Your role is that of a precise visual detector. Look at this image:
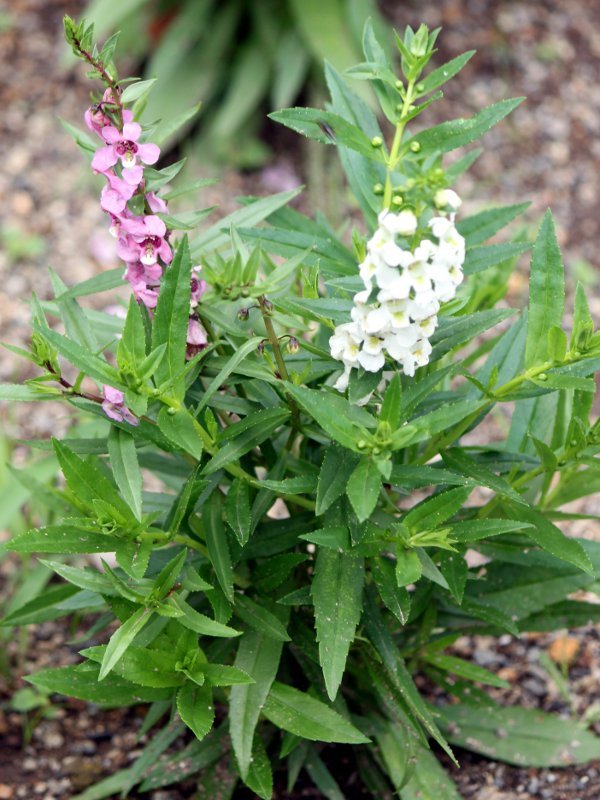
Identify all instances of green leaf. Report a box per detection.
[196,336,263,413]
[525,210,565,367]
[153,102,202,146]
[269,107,382,160]
[118,295,146,365]
[372,557,411,625]
[203,492,234,602]
[380,373,402,429]
[108,427,143,521]
[242,734,273,800]
[424,652,509,688]
[170,597,240,638]
[438,703,600,767]
[9,523,117,554]
[411,98,524,154]
[419,50,475,94]
[225,479,252,546]
[37,328,124,389]
[1,584,78,626]
[395,549,422,587]
[457,202,530,246]
[262,682,369,744]
[230,630,285,779]
[346,458,382,522]
[441,449,525,504]
[234,595,291,642]
[201,663,254,687]
[27,664,169,705]
[151,235,193,400]
[82,645,182,688]
[99,607,152,680]
[202,408,289,475]
[403,487,471,532]
[316,445,360,516]
[508,505,593,575]
[299,526,350,551]
[157,407,204,460]
[312,549,364,700]
[400,747,461,800]
[177,681,214,741]
[121,78,156,104]
[464,242,531,276]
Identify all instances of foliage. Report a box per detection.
[3,15,600,799]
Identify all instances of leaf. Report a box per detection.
[230,630,285,779]
[153,102,202,146]
[1,584,78,626]
[403,487,471,532]
[196,336,263,413]
[121,78,157,103]
[151,235,192,400]
[0,384,60,402]
[316,445,360,516]
[242,734,273,800]
[507,505,593,575]
[457,202,530,246]
[424,652,509,688]
[225,479,252,546]
[234,595,291,642]
[525,210,565,368]
[400,747,462,800]
[372,557,411,625]
[38,328,124,389]
[439,552,468,603]
[412,98,524,154]
[346,458,382,523]
[395,549,422,588]
[170,596,240,638]
[157,407,204,460]
[269,107,381,160]
[203,492,234,602]
[99,607,152,680]
[438,703,600,767]
[108,427,143,521]
[380,373,402,429]
[419,50,475,94]
[190,189,303,258]
[202,409,289,477]
[441,449,525,504]
[464,242,531,276]
[311,549,364,700]
[82,645,182,688]
[201,664,254,687]
[9,523,117,554]
[177,681,214,741]
[27,664,169,705]
[262,682,369,744]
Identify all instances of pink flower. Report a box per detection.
[102,386,139,426]
[190,268,207,309]
[85,104,110,136]
[100,171,136,215]
[186,318,208,359]
[120,215,172,266]
[91,121,160,183]
[146,191,168,214]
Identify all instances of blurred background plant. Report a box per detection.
[79,0,389,168]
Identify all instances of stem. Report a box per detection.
[71,33,123,127]
[258,295,301,431]
[383,78,416,210]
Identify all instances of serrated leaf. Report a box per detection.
[312,549,364,700]
[203,492,234,602]
[234,595,290,642]
[177,681,214,741]
[346,458,382,523]
[99,607,152,680]
[372,557,411,625]
[157,407,204,460]
[525,210,565,368]
[316,445,360,516]
[262,682,369,744]
[9,523,117,554]
[27,664,169,705]
[225,478,252,546]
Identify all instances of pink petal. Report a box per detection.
[91,145,118,174]
[121,216,147,236]
[122,121,142,142]
[146,191,168,213]
[138,142,160,165]
[102,401,124,423]
[122,110,134,124]
[103,386,124,404]
[122,407,139,426]
[144,215,166,237]
[187,318,208,346]
[122,165,143,186]
[100,187,127,214]
[136,287,159,308]
[158,240,173,264]
[144,262,163,281]
[117,238,140,263]
[101,125,121,144]
[125,263,145,284]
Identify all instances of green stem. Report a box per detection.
[383,79,416,210]
[258,295,301,431]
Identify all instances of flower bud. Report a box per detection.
[287,336,300,355]
[410,141,421,153]
[416,82,425,92]
[237,307,250,321]
[373,183,384,195]
[262,298,274,314]
[392,195,403,206]
[395,79,403,90]
[434,188,462,211]
[371,136,383,148]
[257,341,265,355]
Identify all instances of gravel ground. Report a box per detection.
[1,0,600,798]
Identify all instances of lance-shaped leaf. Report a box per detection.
[9,522,119,554]
[157,407,204,460]
[99,607,153,680]
[525,210,565,368]
[203,492,234,602]
[177,681,214,741]
[346,458,382,522]
[202,408,289,475]
[108,427,143,521]
[457,202,530,246]
[311,549,364,700]
[151,235,192,400]
[27,664,170,704]
[230,629,285,779]
[262,682,369,744]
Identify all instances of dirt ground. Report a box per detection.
[1,0,600,797]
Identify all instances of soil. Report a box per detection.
[1,0,600,798]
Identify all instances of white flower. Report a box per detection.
[434,188,462,211]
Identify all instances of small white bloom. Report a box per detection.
[434,188,462,211]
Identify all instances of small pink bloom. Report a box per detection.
[146,191,168,214]
[100,171,136,215]
[85,105,110,136]
[102,385,138,426]
[186,317,208,359]
[121,215,172,266]
[134,285,159,309]
[92,122,160,181]
[190,268,207,309]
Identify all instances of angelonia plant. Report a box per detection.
[4,16,600,799]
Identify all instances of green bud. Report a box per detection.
[167,406,177,416]
[373,183,384,196]
[357,440,367,450]
[237,307,250,321]
[286,336,300,355]
[405,178,415,189]
[410,141,421,153]
[261,298,274,314]
[395,79,403,90]
[392,195,403,206]
[416,82,425,92]
[538,373,548,381]
[371,136,383,148]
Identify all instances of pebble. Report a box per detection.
[0,786,14,800]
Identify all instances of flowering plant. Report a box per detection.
[3,16,600,798]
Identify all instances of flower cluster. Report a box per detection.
[329,189,465,392]
[86,89,209,421]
